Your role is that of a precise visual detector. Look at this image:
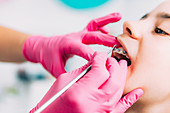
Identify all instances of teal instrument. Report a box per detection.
[59,0,109,9]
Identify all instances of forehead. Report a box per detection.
[151,0,170,14]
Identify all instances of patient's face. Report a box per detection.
[115,0,170,105]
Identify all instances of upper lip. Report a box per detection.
[117,35,132,63]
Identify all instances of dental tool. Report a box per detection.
[34,45,117,113]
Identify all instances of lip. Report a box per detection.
[116,35,132,66]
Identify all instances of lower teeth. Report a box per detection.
[112,47,131,66]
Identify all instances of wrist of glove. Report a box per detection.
[23,35,63,62]
[23,35,66,77]
[23,35,45,63]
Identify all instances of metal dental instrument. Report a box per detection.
[34,45,117,113]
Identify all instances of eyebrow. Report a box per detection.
[140,13,148,20]
[140,12,170,20]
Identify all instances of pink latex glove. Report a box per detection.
[23,12,121,78]
[29,52,143,113]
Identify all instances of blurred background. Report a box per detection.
[0,0,165,112]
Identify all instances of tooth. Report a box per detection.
[113,47,129,59]
[118,48,122,52]
[123,51,127,54]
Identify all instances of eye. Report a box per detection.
[155,27,169,35]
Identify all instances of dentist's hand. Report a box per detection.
[22,13,121,78]
[29,52,143,113]
[106,57,143,113]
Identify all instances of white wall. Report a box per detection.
[0,0,165,112]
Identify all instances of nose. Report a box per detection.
[123,21,141,40]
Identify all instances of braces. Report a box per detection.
[112,44,127,56]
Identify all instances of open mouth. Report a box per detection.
[111,46,131,66]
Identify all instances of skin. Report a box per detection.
[0,26,29,62]
[117,0,170,112]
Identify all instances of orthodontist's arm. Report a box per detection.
[0,26,29,62]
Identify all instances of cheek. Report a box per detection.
[123,38,170,103]
[124,69,170,105]
[123,53,170,104]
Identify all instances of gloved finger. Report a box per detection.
[52,62,67,78]
[64,41,94,61]
[116,88,143,112]
[99,26,110,34]
[41,54,67,78]
[78,52,110,88]
[98,57,119,92]
[111,60,128,103]
[91,52,108,70]
[83,31,121,47]
[99,58,127,101]
[119,60,128,78]
[86,12,121,31]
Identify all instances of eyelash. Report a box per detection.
[154,27,169,35]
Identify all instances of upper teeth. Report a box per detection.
[112,47,129,59]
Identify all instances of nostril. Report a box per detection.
[126,27,132,35]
